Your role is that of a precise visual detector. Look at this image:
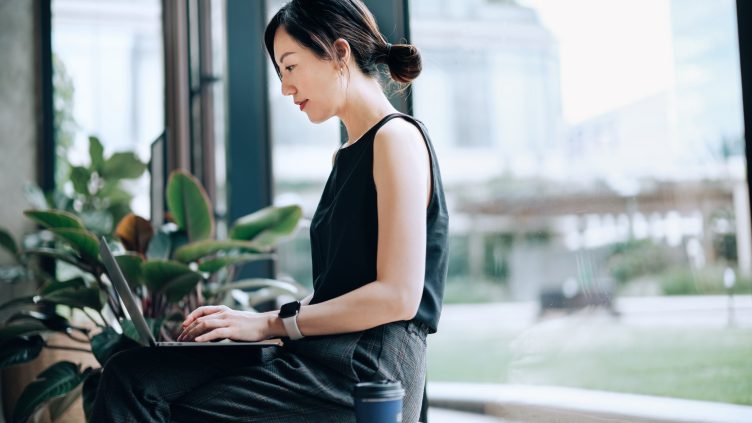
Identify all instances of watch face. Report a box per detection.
[279,301,300,318]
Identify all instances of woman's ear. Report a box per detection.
[333,38,351,68]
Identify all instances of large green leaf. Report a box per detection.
[141,260,200,294]
[48,383,83,421]
[7,310,71,333]
[166,170,214,242]
[119,318,162,343]
[42,286,106,311]
[146,228,172,260]
[0,319,48,342]
[49,228,100,264]
[41,277,87,296]
[115,253,144,287]
[70,166,91,196]
[198,253,276,273]
[115,213,154,255]
[100,181,133,204]
[120,319,142,344]
[162,272,202,303]
[0,227,19,259]
[102,152,146,179]
[89,136,105,173]
[0,296,37,313]
[174,239,265,263]
[91,327,141,366]
[0,335,44,369]
[23,248,90,272]
[147,316,166,336]
[24,209,84,230]
[12,361,88,423]
[229,205,302,246]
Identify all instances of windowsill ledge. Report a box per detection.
[428,382,752,423]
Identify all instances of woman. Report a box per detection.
[90,0,448,421]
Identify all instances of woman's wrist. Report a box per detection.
[266,311,287,338]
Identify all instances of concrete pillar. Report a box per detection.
[0,1,40,421]
[0,1,40,286]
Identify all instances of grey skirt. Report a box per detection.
[89,320,428,423]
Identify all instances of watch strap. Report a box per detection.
[281,314,304,340]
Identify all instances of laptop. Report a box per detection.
[99,239,283,348]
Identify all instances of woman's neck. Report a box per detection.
[337,76,399,146]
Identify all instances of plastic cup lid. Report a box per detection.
[353,380,405,399]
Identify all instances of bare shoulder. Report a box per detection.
[373,117,428,165]
[372,117,431,207]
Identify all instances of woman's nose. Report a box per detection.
[281,79,295,97]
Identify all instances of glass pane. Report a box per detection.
[411,0,750,405]
[209,0,229,237]
[266,0,342,288]
[52,0,163,219]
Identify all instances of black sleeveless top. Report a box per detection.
[309,113,449,334]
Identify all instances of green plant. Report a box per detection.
[0,169,305,423]
[0,228,31,285]
[659,265,752,296]
[607,239,670,285]
[62,136,147,235]
[52,53,78,189]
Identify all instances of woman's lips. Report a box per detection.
[299,100,308,111]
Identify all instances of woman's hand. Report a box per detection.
[177,305,275,342]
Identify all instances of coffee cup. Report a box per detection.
[353,380,405,423]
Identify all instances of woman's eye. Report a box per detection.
[285,65,295,72]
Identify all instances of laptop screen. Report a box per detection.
[99,238,157,347]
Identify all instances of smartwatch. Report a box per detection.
[279,300,304,340]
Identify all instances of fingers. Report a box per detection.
[195,327,231,343]
[181,305,228,328]
[177,313,227,342]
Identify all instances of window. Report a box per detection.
[411,0,750,405]
[52,0,163,218]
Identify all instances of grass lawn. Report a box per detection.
[427,318,752,405]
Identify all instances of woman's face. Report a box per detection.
[273,27,343,123]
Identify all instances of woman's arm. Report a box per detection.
[269,119,431,337]
[180,120,431,341]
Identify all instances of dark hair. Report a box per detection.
[264,0,422,85]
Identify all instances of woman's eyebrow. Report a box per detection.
[278,52,297,65]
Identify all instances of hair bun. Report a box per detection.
[384,43,422,84]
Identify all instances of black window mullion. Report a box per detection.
[737,0,752,232]
[39,0,55,192]
[225,0,274,279]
